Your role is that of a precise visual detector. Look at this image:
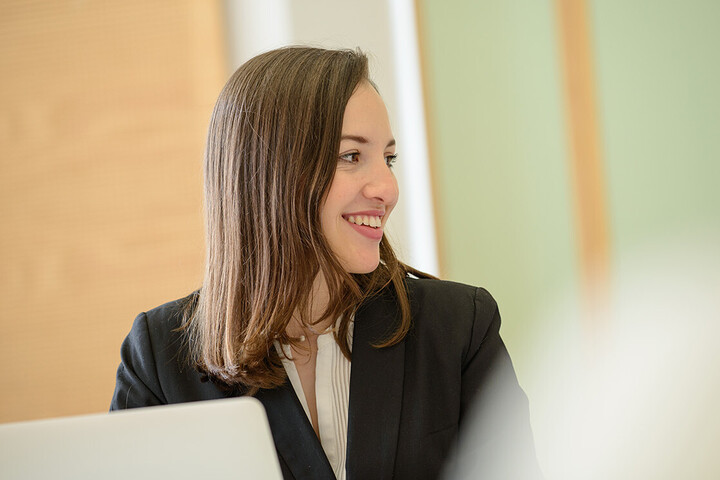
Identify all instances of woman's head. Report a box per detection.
[191,46,414,390]
[204,46,373,281]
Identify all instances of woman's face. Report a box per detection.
[320,81,399,274]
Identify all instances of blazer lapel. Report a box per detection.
[255,379,335,480]
[346,292,406,480]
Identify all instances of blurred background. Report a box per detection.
[1,0,718,477]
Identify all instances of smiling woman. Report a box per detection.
[110,46,540,480]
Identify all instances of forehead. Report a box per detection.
[341,82,392,137]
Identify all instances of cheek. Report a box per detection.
[319,203,335,241]
[323,174,353,214]
[320,184,346,236]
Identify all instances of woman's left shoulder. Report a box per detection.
[403,277,500,341]
[404,277,498,313]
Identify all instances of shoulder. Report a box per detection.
[135,292,198,339]
[402,277,501,358]
[112,291,221,409]
[405,277,495,303]
[404,277,498,323]
[119,292,198,382]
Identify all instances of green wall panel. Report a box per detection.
[590,0,720,262]
[418,0,578,378]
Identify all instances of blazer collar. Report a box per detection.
[255,380,336,480]
[346,291,406,480]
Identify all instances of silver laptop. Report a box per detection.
[0,397,283,480]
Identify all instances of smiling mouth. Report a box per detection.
[344,214,383,228]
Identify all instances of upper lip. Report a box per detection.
[342,210,386,218]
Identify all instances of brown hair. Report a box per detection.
[185,46,424,391]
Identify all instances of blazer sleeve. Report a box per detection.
[110,312,168,410]
[450,287,543,479]
[459,287,520,419]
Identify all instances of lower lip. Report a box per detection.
[346,221,383,241]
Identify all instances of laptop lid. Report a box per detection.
[0,397,283,480]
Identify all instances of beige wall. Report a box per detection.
[0,0,227,422]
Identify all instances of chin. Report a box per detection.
[343,257,381,275]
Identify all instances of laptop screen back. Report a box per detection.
[0,397,283,480]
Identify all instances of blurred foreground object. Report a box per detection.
[530,229,720,479]
[446,229,720,479]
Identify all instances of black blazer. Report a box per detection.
[111,278,538,479]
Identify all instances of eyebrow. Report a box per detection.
[340,135,396,148]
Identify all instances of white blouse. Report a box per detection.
[276,322,353,480]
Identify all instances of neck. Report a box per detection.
[286,271,334,338]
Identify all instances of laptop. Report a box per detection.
[0,397,283,479]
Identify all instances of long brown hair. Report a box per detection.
[185,46,423,391]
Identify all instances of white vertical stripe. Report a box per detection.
[224,0,293,68]
[316,331,351,480]
[388,0,439,276]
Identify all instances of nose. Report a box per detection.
[362,157,399,206]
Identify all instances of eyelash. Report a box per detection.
[338,152,398,168]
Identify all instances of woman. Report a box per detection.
[111,46,538,480]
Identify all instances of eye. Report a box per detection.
[385,153,398,168]
[338,152,360,163]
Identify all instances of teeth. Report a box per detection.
[346,215,382,228]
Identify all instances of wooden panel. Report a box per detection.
[0,0,226,422]
[555,0,610,316]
